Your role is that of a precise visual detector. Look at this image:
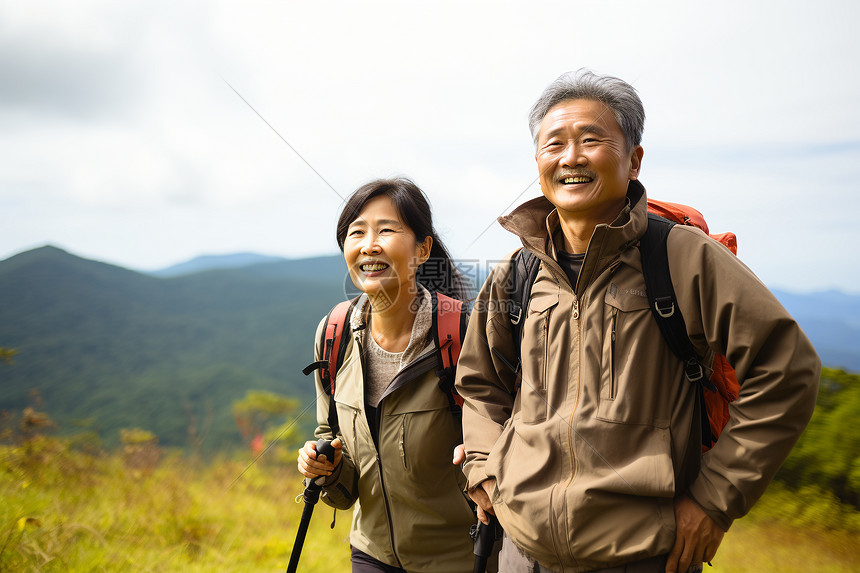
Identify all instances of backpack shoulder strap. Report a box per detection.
[641,214,715,386]
[640,214,717,446]
[301,297,360,436]
[508,248,541,370]
[432,291,466,415]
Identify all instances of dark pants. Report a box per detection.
[350,547,407,573]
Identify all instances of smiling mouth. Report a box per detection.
[561,175,593,184]
[360,262,389,273]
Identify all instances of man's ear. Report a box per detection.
[628,146,644,180]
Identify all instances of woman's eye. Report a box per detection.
[348,229,364,237]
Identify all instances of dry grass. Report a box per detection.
[2,438,857,572]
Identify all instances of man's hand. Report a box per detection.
[469,479,497,525]
[665,496,724,573]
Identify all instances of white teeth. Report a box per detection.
[361,263,388,272]
[563,176,592,184]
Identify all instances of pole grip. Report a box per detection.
[471,513,501,572]
[287,438,336,572]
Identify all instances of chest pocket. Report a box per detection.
[597,286,670,427]
[516,288,559,424]
[384,371,461,478]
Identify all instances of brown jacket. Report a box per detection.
[455,181,820,571]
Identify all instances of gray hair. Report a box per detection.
[528,69,645,151]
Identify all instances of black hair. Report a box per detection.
[336,177,472,301]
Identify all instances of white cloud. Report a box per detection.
[1,0,859,291]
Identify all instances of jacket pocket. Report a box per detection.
[568,420,676,562]
[517,290,559,424]
[385,378,459,480]
[398,415,408,470]
[597,288,670,427]
[345,406,361,469]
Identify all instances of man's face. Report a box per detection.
[536,98,643,224]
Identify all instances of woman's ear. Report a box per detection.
[417,235,433,265]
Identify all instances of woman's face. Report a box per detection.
[343,195,432,306]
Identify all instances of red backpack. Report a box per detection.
[303,291,466,435]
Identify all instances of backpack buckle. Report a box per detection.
[684,358,704,383]
[654,296,675,318]
[510,304,523,325]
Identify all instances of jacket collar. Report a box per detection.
[498,180,649,293]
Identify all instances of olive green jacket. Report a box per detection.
[312,301,476,572]
[455,181,820,571]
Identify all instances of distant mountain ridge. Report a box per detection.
[150,253,289,277]
[771,288,860,374]
[1,246,858,453]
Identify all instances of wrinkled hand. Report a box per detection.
[297,438,343,480]
[452,444,466,465]
[468,479,496,525]
[666,496,724,573]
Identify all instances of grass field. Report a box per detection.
[1,437,857,572]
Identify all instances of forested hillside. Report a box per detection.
[0,246,347,451]
[1,245,858,454]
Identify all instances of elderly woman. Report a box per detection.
[297,178,479,573]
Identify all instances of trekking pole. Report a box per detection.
[470,513,502,573]
[287,439,335,573]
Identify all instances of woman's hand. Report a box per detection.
[297,437,343,479]
[452,443,466,465]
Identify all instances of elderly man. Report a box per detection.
[455,70,820,573]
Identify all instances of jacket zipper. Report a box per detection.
[610,307,618,399]
[368,340,435,569]
[354,334,404,568]
[374,404,404,568]
[399,416,408,470]
[351,409,360,467]
[542,306,553,394]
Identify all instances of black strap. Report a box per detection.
[508,248,541,372]
[640,213,717,447]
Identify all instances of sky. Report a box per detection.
[1,0,859,293]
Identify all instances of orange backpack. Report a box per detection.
[644,199,740,450]
[508,199,740,450]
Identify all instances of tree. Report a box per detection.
[231,390,300,453]
[0,347,17,364]
[778,368,860,508]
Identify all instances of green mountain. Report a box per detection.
[0,246,348,451]
[3,245,859,455]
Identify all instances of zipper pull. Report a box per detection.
[572,296,580,320]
